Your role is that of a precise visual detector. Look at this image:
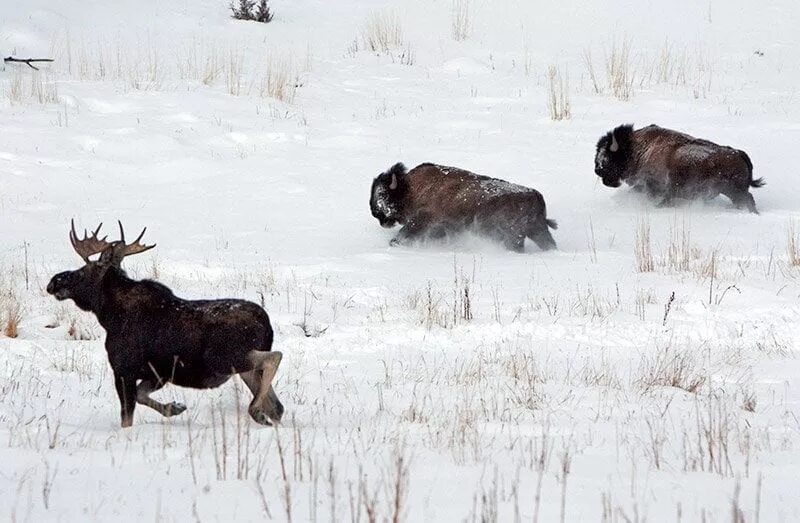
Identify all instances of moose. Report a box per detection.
[46,221,284,428]
[594,124,764,213]
[369,162,558,252]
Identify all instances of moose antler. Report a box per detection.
[114,221,156,259]
[70,219,111,262]
[69,220,156,264]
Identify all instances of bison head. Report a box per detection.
[595,124,634,188]
[370,162,407,228]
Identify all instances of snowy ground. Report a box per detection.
[2,0,800,520]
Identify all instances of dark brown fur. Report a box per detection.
[47,223,283,428]
[594,124,764,213]
[370,163,557,251]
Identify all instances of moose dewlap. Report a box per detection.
[47,220,284,428]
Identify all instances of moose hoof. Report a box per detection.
[250,409,273,426]
[166,402,187,417]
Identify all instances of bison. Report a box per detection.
[46,221,284,428]
[369,162,557,252]
[594,124,764,213]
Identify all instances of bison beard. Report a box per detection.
[370,163,557,252]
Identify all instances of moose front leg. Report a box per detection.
[113,372,138,428]
[136,379,187,418]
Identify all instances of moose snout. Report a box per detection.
[47,272,70,300]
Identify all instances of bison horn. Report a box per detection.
[389,173,398,190]
[610,132,619,152]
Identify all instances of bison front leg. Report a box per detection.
[113,371,138,428]
[390,214,432,246]
[240,351,284,425]
[136,379,187,418]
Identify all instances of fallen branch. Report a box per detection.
[4,56,54,71]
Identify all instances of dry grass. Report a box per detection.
[584,38,713,101]
[1,288,23,338]
[451,0,471,41]
[582,49,602,94]
[606,38,635,101]
[259,54,297,103]
[636,344,706,394]
[547,65,571,121]
[788,220,800,266]
[662,218,695,272]
[634,216,654,272]
[45,32,306,101]
[5,68,59,104]
[362,11,405,54]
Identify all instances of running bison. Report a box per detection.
[47,221,283,428]
[594,124,764,213]
[369,162,557,251]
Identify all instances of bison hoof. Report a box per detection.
[166,402,187,416]
[389,238,400,247]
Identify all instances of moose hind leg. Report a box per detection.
[242,351,284,425]
[136,379,187,418]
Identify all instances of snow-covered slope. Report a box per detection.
[1,0,799,520]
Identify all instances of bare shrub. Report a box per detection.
[634,216,654,272]
[451,0,471,41]
[547,65,571,121]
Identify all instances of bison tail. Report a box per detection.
[750,177,765,189]
[546,219,558,230]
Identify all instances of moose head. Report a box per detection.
[47,220,155,311]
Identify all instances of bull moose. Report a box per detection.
[46,221,284,428]
[369,162,558,251]
[594,124,764,213]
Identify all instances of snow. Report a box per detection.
[1,0,800,521]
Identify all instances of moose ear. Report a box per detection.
[389,173,398,190]
[610,132,619,152]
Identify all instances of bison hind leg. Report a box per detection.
[722,187,759,214]
[527,219,557,251]
[503,234,525,253]
[736,192,759,214]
